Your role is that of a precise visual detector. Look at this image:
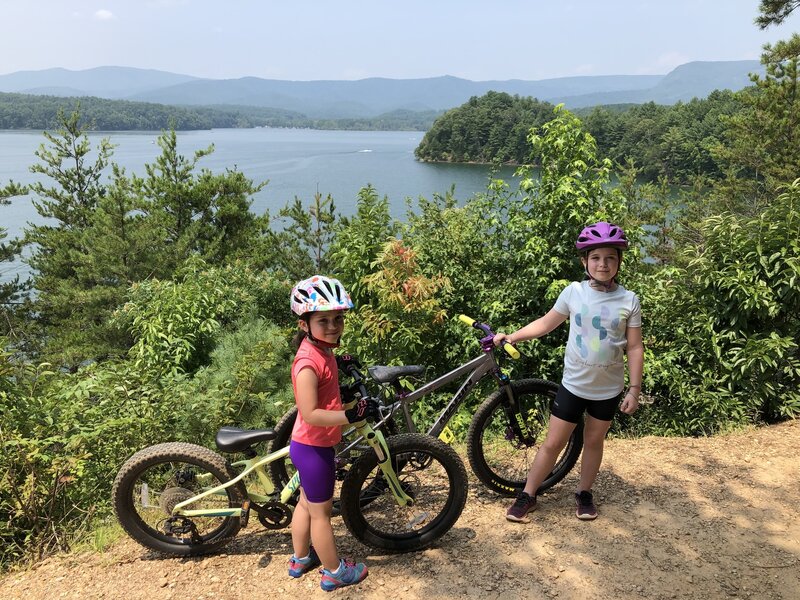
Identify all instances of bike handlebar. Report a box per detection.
[458,314,521,360]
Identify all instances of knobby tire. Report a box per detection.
[112,442,246,556]
[339,433,468,552]
[467,379,583,496]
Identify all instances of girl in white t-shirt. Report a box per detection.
[494,222,644,523]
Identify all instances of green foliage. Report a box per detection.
[14,114,266,367]
[0,349,173,568]
[347,239,451,367]
[254,191,338,281]
[116,262,286,375]
[133,129,266,275]
[0,92,437,132]
[177,318,296,439]
[21,109,118,364]
[713,36,800,211]
[584,93,743,184]
[0,182,26,335]
[415,92,555,163]
[327,185,400,307]
[756,0,800,28]
[417,90,746,184]
[642,180,800,433]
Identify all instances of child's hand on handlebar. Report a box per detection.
[493,332,512,347]
[344,398,381,423]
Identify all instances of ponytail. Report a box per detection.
[291,329,307,350]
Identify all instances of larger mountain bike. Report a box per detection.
[270,315,583,497]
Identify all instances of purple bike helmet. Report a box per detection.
[575,221,629,252]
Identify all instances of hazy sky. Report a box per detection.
[1,0,797,81]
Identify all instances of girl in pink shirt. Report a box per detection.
[286,275,377,592]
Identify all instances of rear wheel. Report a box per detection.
[268,406,298,487]
[339,433,468,552]
[467,379,583,496]
[112,442,245,556]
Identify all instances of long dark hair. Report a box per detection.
[291,314,311,349]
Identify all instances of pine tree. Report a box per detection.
[0,182,27,338]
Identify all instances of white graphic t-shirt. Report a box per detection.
[553,280,642,400]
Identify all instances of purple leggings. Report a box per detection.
[289,440,336,503]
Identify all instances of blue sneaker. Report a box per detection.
[319,558,368,591]
[288,546,321,578]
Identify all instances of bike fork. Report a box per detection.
[501,383,534,444]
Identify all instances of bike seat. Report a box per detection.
[215,426,277,453]
[367,365,425,384]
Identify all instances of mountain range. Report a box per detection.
[0,61,763,119]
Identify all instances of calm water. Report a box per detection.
[0,128,518,282]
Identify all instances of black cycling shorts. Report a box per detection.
[550,384,621,423]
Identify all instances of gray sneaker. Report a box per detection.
[506,491,537,522]
[575,490,598,520]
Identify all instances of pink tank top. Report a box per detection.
[290,337,342,447]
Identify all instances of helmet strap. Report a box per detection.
[309,336,341,349]
[586,268,617,290]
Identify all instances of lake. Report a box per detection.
[0,128,518,282]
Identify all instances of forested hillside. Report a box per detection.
[0,92,439,131]
[415,89,746,183]
[0,62,758,117]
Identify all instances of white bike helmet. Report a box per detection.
[290,275,353,316]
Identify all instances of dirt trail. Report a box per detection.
[2,421,799,600]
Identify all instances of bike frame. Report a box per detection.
[337,317,528,456]
[400,352,504,438]
[172,420,413,520]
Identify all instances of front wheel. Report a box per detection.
[339,433,468,552]
[112,442,246,556]
[467,379,583,497]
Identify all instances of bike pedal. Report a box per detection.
[240,500,251,528]
[438,426,455,444]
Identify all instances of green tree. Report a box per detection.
[327,185,399,306]
[17,120,267,366]
[347,239,450,368]
[756,0,800,28]
[21,110,116,364]
[133,129,266,276]
[415,92,555,164]
[643,179,800,433]
[115,261,278,376]
[713,35,800,214]
[0,182,26,337]
[254,190,338,281]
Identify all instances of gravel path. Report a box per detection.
[2,421,799,599]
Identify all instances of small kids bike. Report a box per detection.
[112,402,468,556]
